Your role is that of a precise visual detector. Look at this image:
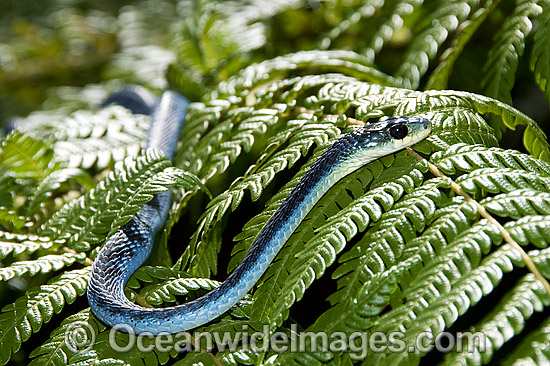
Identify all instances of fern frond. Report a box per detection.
[431,143,550,176]
[0,207,28,232]
[174,99,229,174]
[29,309,102,366]
[216,50,400,98]
[405,100,499,148]
[440,273,550,365]
[200,112,339,229]
[128,266,220,306]
[277,199,472,364]
[530,5,550,104]
[38,150,201,251]
[395,1,471,89]
[365,232,517,364]
[18,106,151,170]
[428,90,550,160]
[32,308,182,365]
[427,0,500,89]
[66,328,171,366]
[195,104,289,182]
[482,190,550,218]
[318,1,386,51]
[26,168,95,218]
[505,215,550,247]
[217,348,261,366]
[308,198,471,334]
[141,277,220,306]
[362,0,423,63]
[230,116,341,204]
[0,131,60,180]
[482,0,543,104]
[316,85,505,150]
[0,268,89,365]
[68,356,127,366]
[456,167,550,196]
[0,253,86,281]
[53,107,150,169]
[0,231,53,258]
[185,111,341,277]
[500,313,550,365]
[6,2,550,365]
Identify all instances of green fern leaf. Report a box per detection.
[29,309,103,366]
[397,97,499,148]
[174,98,229,174]
[185,111,341,277]
[218,348,261,366]
[482,0,543,104]
[217,50,400,97]
[0,268,89,365]
[68,329,170,366]
[141,276,220,306]
[0,231,53,258]
[318,0,386,51]
[6,2,550,365]
[505,215,550,247]
[427,0,500,89]
[456,168,550,196]
[0,207,28,231]
[305,188,470,343]
[431,143,550,176]
[291,198,480,364]
[440,273,550,365]
[0,131,60,180]
[530,5,550,104]
[18,106,150,170]
[26,168,95,217]
[362,0,423,63]
[431,90,550,160]
[259,165,428,328]
[365,230,516,364]
[395,1,471,89]
[129,266,220,306]
[500,312,550,365]
[482,190,550,218]
[0,253,86,281]
[193,105,287,182]
[38,149,202,251]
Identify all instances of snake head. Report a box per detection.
[353,116,432,152]
[382,116,432,149]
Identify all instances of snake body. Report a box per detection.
[87,90,431,334]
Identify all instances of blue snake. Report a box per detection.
[87,89,432,334]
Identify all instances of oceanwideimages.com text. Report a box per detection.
[65,322,487,359]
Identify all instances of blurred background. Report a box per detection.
[1,0,548,133]
[1,0,191,122]
[0,0,313,123]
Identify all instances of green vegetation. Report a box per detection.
[1,0,550,365]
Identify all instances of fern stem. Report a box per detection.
[125,287,154,308]
[407,147,550,296]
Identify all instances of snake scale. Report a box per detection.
[87,89,432,334]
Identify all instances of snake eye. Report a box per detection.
[389,124,408,139]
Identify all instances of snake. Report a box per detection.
[87,89,432,335]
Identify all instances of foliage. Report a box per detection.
[1,0,550,366]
